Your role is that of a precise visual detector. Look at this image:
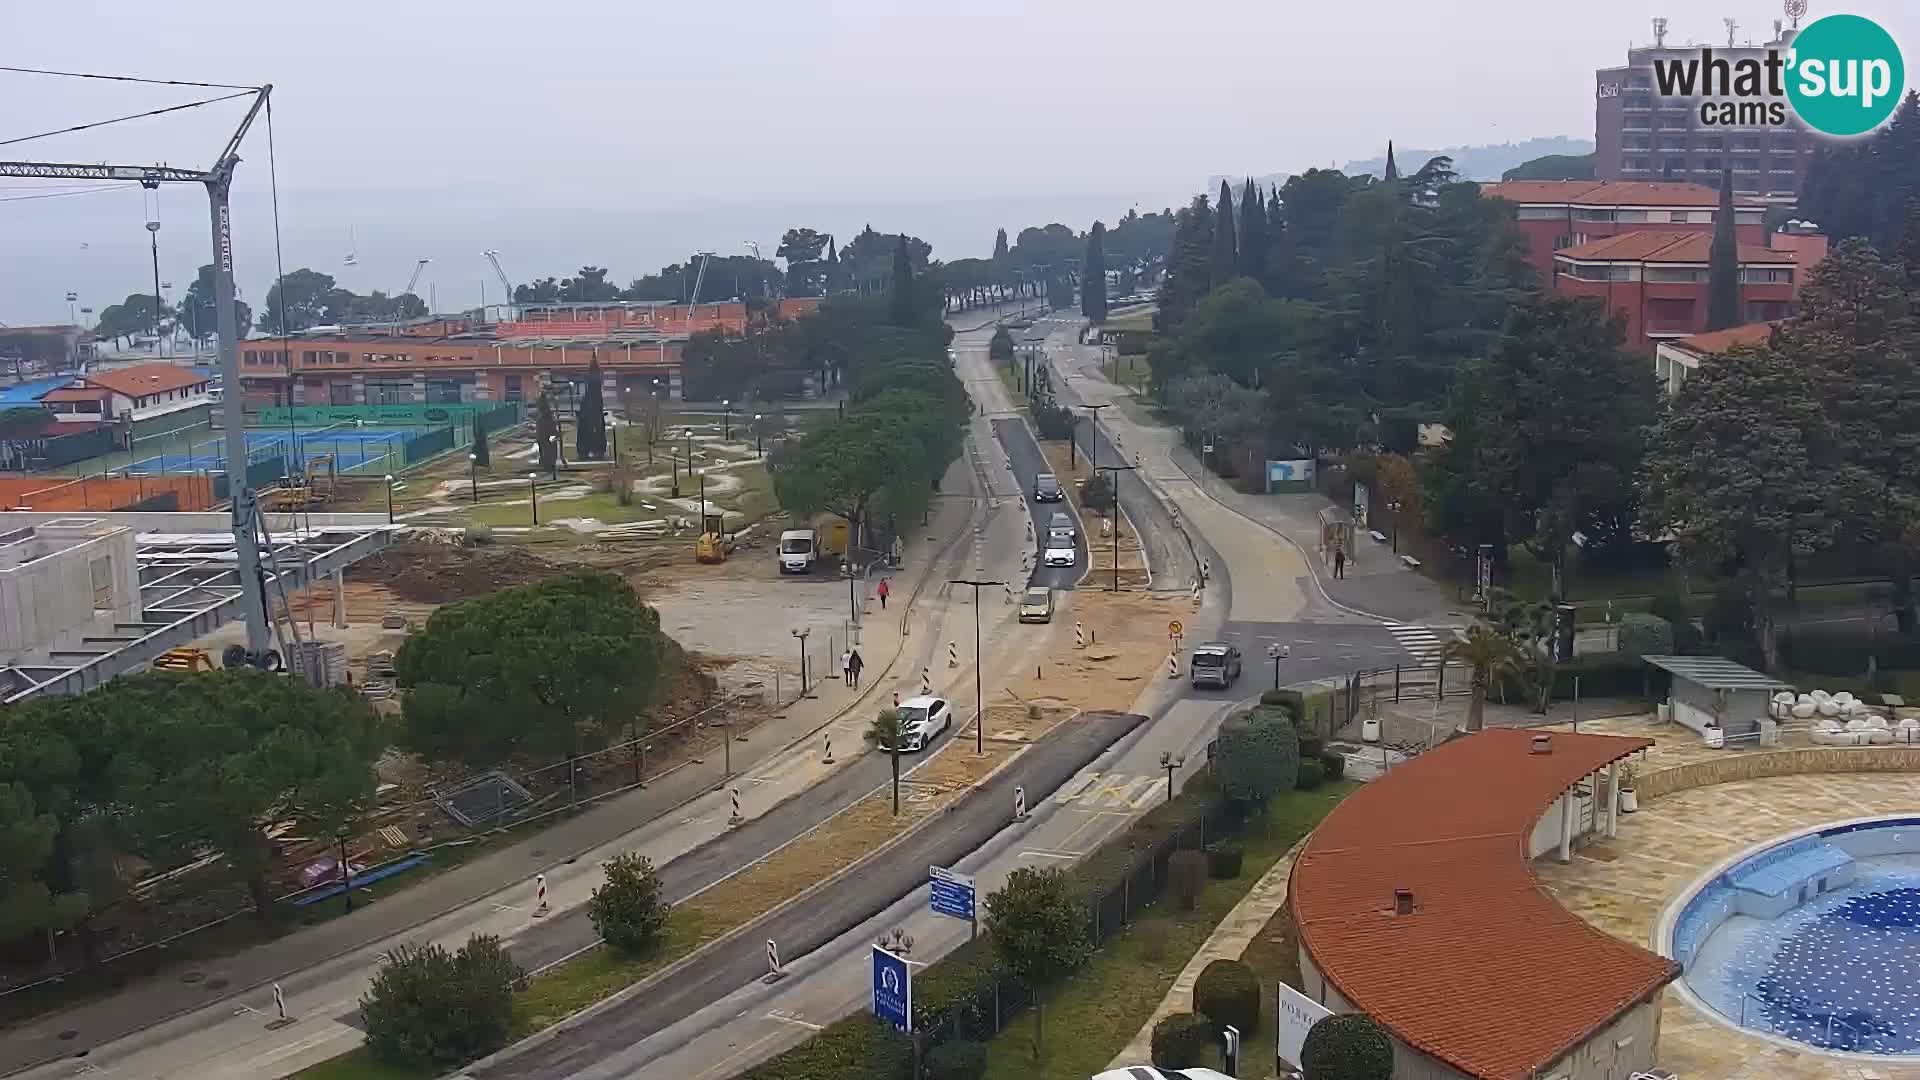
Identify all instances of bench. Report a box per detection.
[1369,529,1388,543]
[1400,555,1422,569]
[1728,837,1854,900]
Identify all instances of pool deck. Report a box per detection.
[1534,713,1920,1080]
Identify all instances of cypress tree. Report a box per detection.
[993,228,1010,262]
[1238,177,1267,283]
[1384,140,1400,181]
[577,357,607,459]
[1083,221,1109,323]
[1707,169,1740,331]
[1211,180,1238,288]
[889,235,916,326]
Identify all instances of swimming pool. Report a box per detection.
[1667,816,1920,1056]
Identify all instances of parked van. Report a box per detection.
[778,529,818,574]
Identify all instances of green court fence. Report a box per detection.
[257,402,512,427]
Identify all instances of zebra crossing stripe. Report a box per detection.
[1387,623,1446,664]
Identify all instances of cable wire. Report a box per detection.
[266,96,292,354]
[0,90,256,148]
[0,65,260,91]
[0,184,124,202]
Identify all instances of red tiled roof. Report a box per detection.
[1479,179,1763,208]
[1556,231,1796,264]
[1291,728,1676,1080]
[1672,321,1780,355]
[81,363,207,397]
[37,386,107,403]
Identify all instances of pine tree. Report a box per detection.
[1707,169,1740,331]
[1083,222,1109,324]
[535,392,559,472]
[576,357,607,460]
[993,228,1010,262]
[1155,195,1214,333]
[1384,140,1400,181]
[824,236,839,295]
[1238,177,1267,283]
[888,235,916,326]
[472,417,490,467]
[1211,180,1238,288]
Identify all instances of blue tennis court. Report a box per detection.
[127,427,417,475]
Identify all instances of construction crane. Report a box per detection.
[688,251,715,305]
[482,249,515,319]
[399,258,430,302]
[0,87,277,663]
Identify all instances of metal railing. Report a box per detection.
[1739,991,1866,1050]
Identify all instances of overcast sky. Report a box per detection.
[4,0,1916,325]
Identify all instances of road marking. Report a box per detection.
[1020,849,1081,860]
[1053,771,1102,804]
[1388,623,1448,665]
[767,1009,823,1030]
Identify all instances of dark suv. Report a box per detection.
[1034,473,1064,502]
[1189,642,1242,689]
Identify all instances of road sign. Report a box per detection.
[929,865,976,923]
[1168,620,1184,638]
[871,945,912,1032]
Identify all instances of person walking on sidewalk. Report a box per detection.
[1333,547,1347,580]
[840,650,853,687]
[849,648,865,689]
[877,578,890,610]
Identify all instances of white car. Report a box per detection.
[1043,545,1077,568]
[893,695,952,751]
[1091,1069,1237,1080]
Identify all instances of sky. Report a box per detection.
[3,0,1917,325]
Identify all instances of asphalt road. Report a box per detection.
[467,711,1149,1080]
[989,416,1086,590]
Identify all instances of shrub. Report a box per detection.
[1298,734,1325,760]
[1781,628,1920,676]
[1081,471,1114,513]
[1169,850,1208,911]
[739,1015,912,1080]
[1206,843,1243,880]
[464,523,495,546]
[1296,756,1326,790]
[1193,958,1261,1037]
[359,934,527,1071]
[1617,612,1674,657]
[1215,708,1300,803]
[1033,401,1076,440]
[1320,751,1347,781]
[1649,581,1701,653]
[1150,1012,1213,1068]
[589,852,670,955]
[924,1039,988,1080]
[1136,917,1170,961]
[1259,688,1305,722]
[1300,1013,1395,1080]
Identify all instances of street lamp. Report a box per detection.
[528,472,539,525]
[753,413,764,457]
[1267,642,1291,690]
[468,453,479,504]
[949,578,1005,754]
[1159,751,1185,804]
[721,399,733,441]
[1385,500,1403,553]
[336,826,353,913]
[1095,463,1135,592]
[1081,403,1110,477]
[791,627,813,698]
[383,474,395,524]
[696,467,707,537]
[547,434,559,480]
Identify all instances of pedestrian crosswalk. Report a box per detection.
[1387,623,1448,666]
[1054,772,1165,811]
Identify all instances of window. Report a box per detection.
[504,375,523,402]
[1733,209,1765,225]
[1614,209,1671,224]
[1573,208,1614,222]
[1565,263,1636,282]
[330,382,355,405]
[302,350,318,364]
[1740,267,1794,285]
[90,556,113,609]
[1515,206,1564,221]
[1647,267,1705,283]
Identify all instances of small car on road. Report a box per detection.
[1018,586,1054,623]
[1049,511,1076,541]
[892,695,952,751]
[1043,545,1077,568]
[1189,641,1243,688]
[1034,472,1064,502]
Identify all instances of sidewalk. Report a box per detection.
[0,473,978,1078]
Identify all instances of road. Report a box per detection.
[990,416,1086,591]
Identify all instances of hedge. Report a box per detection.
[1320,751,1347,781]
[1782,628,1920,676]
[1193,959,1261,1037]
[1616,612,1674,657]
[1299,1013,1395,1080]
[1216,709,1300,802]
[1492,652,1657,703]
[736,1015,913,1080]
[1206,843,1243,880]
[1150,1012,1213,1068]
[1296,757,1326,790]
[924,1039,988,1080]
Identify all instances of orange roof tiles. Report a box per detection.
[80,364,208,397]
[1479,179,1762,208]
[1673,321,1780,355]
[1291,728,1676,1080]
[1556,231,1796,264]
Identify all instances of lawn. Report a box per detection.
[979,782,1355,1079]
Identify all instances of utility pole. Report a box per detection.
[949,578,1005,754]
[1095,463,1135,592]
[1080,403,1109,479]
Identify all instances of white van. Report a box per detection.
[778,529,818,574]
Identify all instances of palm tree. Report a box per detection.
[865,709,910,815]
[1440,624,1524,733]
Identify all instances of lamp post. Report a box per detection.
[1267,642,1291,690]
[753,413,764,457]
[721,399,733,440]
[468,453,479,504]
[1095,463,1135,592]
[383,474,395,524]
[1386,499,1402,553]
[336,826,353,913]
[791,627,813,698]
[528,472,539,525]
[949,578,1005,754]
[1081,403,1109,478]
[1159,751,1184,804]
[547,435,559,481]
[696,467,706,537]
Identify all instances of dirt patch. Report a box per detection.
[1009,590,1187,714]
[351,542,560,604]
[1041,443,1149,587]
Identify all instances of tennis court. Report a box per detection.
[127,426,417,475]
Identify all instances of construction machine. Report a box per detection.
[694,511,731,563]
[152,648,214,673]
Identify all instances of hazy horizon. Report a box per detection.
[5,0,1915,325]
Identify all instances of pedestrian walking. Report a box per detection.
[849,649,865,688]
[840,650,853,687]
[877,578,890,610]
[1333,548,1346,580]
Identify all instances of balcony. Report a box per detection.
[1645,319,1699,337]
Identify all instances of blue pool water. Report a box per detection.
[1673,818,1920,1056]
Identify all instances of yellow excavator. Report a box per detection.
[265,455,338,512]
[694,512,731,563]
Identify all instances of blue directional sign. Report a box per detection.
[871,945,911,1032]
[929,865,976,922]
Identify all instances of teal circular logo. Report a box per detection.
[1786,14,1905,137]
